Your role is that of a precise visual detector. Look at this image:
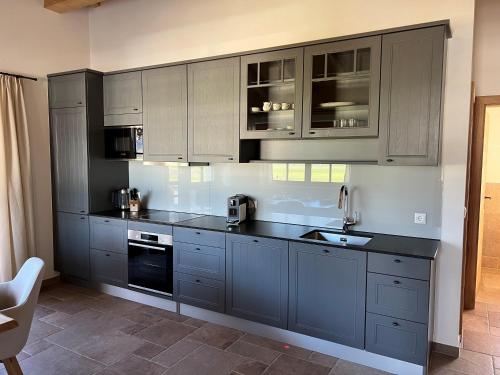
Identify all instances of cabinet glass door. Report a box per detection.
[240,48,303,139]
[303,37,381,138]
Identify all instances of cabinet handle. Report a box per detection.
[80,210,86,213]
[288,132,295,135]
[80,217,86,220]
[228,157,234,161]
[195,279,201,283]
[195,247,201,251]
[133,108,139,111]
[393,280,401,285]
[77,101,82,105]
[309,131,316,135]
[195,231,201,235]
[323,249,330,254]
[105,254,110,257]
[178,157,183,160]
[253,239,259,243]
[386,158,394,162]
[392,322,399,327]
[393,259,401,263]
[104,220,110,223]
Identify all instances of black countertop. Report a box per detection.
[91,209,439,260]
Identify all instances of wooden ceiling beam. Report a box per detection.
[44,0,106,13]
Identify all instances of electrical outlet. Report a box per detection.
[414,212,427,225]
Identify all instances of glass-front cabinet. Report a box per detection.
[240,48,303,139]
[303,36,381,138]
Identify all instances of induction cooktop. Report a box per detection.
[138,211,204,224]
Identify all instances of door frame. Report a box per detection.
[462,94,500,314]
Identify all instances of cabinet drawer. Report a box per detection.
[174,272,225,312]
[367,273,429,323]
[90,216,127,254]
[174,227,225,248]
[366,313,428,365]
[128,221,172,235]
[174,242,225,281]
[226,233,288,250]
[368,253,430,280]
[90,249,127,287]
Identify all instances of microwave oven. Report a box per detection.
[105,126,143,160]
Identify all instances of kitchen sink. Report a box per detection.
[300,230,372,246]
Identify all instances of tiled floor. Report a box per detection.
[0,282,392,375]
[428,272,500,375]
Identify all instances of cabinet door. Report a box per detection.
[303,36,381,138]
[90,249,127,287]
[188,58,240,163]
[49,73,86,109]
[89,216,128,254]
[226,234,288,328]
[240,48,303,139]
[378,26,445,166]
[143,66,188,162]
[174,272,225,313]
[55,212,90,280]
[289,242,367,348]
[103,71,143,115]
[50,107,89,214]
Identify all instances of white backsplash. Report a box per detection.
[129,162,442,239]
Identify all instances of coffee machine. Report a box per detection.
[227,194,255,225]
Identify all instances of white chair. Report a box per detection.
[0,258,45,375]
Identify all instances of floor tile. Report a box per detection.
[226,340,280,364]
[183,317,206,328]
[133,342,166,359]
[494,356,500,369]
[36,294,99,315]
[164,345,246,375]
[231,359,268,375]
[14,344,103,375]
[239,333,312,359]
[22,339,54,356]
[100,354,166,375]
[119,322,147,335]
[92,294,142,315]
[463,329,500,356]
[463,313,490,333]
[429,350,494,375]
[132,305,188,323]
[308,352,339,368]
[188,323,244,350]
[39,311,73,328]
[136,319,196,347]
[152,338,203,367]
[331,359,391,375]
[491,312,500,328]
[264,354,330,375]
[26,320,62,345]
[33,305,55,320]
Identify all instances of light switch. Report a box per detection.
[414,212,427,225]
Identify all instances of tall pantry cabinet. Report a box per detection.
[48,70,128,280]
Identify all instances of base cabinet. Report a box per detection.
[90,249,127,287]
[226,234,288,328]
[174,272,225,312]
[55,212,90,280]
[288,242,367,348]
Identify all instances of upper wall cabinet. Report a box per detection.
[303,36,381,138]
[378,27,445,166]
[240,48,304,140]
[142,66,188,162]
[49,73,86,109]
[188,58,241,163]
[103,71,143,126]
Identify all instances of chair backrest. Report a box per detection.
[0,257,45,360]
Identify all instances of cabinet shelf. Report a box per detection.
[249,109,295,115]
[311,73,370,83]
[247,81,295,89]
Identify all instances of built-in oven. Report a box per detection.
[105,126,143,160]
[128,229,173,296]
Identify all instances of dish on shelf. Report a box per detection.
[318,102,356,108]
[250,107,260,113]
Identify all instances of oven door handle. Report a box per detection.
[128,242,167,251]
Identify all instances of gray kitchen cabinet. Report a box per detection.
[174,242,225,281]
[303,36,381,138]
[366,313,428,365]
[50,107,89,214]
[90,216,128,254]
[55,212,90,280]
[49,73,86,109]
[142,66,188,161]
[288,242,367,348]
[187,58,241,163]
[103,71,143,126]
[367,273,429,324]
[173,227,226,248]
[368,252,430,281]
[174,272,225,313]
[240,48,304,139]
[226,234,288,328]
[378,26,445,166]
[90,249,127,287]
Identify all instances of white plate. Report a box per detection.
[319,102,355,108]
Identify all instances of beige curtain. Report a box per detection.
[0,75,35,282]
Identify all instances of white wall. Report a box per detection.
[89,0,475,347]
[0,0,90,279]
[473,0,500,96]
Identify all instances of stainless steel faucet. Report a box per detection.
[338,185,357,233]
